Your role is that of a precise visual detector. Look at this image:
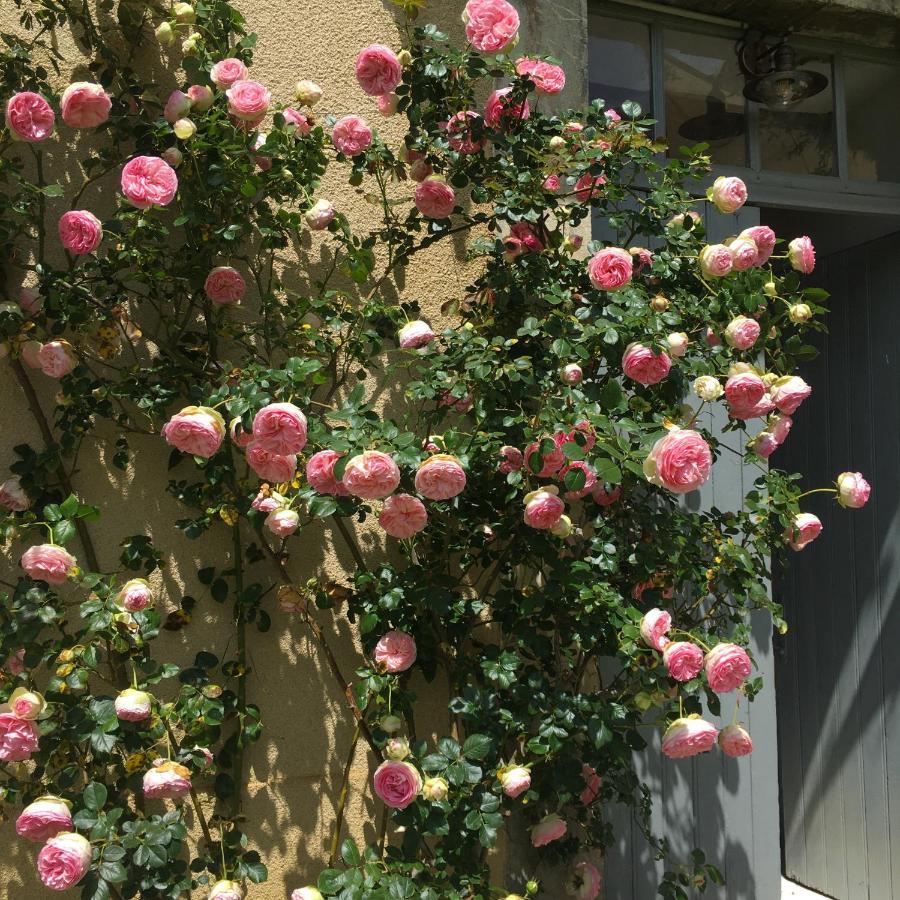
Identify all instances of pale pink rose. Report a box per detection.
[38,341,77,379]
[750,431,779,459]
[143,759,192,800]
[630,246,653,273]
[115,688,152,722]
[559,461,596,501]
[421,776,449,802]
[332,115,372,155]
[379,493,428,539]
[21,544,76,585]
[162,406,225,457]
[587,247,633,291]
[725,372,766,412]
[661,717,718,759]
[5,92,55,142]
[739,225,776,266]
[252,402,307,455]
[20,287,42,315]
[245,444,297,483]
[788,235,816,274]
[704,642,752,693]
[662,641,704,682]
[6,649,26,676]
[377,93,399,116]
[639,608,672,652]
[516,58,566,94]
[373,760,422,809]
[306,450,349,496]
[531,813,567,847]
[574,173,606,203]
[121,156,178,209]
[226,80,271,121]
[523,487,565,530]
[770,414,793,444]
[785,512,822,551]
[718,723,753,758]
[399,319,435,349]
[725,315,760,351]
[355,45,402,96]
[580,764,602,805]
[0,476,30,511]
[591,483,621,507]
[622,342,672,386]
[58,210,102,255]
[543,174,561,192]
[700,243,734,278]
[115,578,153,612]
[211,58,249,89]
[568,860,602,900]
[770,375,812,415]
[705,327,722,347]
[444,110,485,153]
[374,630,417,673]
[265,508,300,537]
[16,797,73,842]
[499,445,524,473]
[499,765,531,798]
[710,175,747,214]
[385,736,410,760]
[463,0,520,53]
[666,332,688,358]
[251,490,283,513]
[729,236,758,272]
[208,880,244,900]
[604,108,622,123]
[523,434,566,477]
[291,889,324,900]
[415,178,455,219]
[644,428,712,494]
[305,198,335,230]
[164,90,192,124]
[0,712,39,760]
[569,421,596,450]
[187,85,214,112]
[667,210,701,229]
[61,82,111,128]
[282,107,311,135]
[415,454,466,500]
[836,471,871,509]
[343,450,400,500]
[9,689,44,720]
[204,266,246,306]
[561,363,583,384]
[484,87,530,129]
[37,832,92,890]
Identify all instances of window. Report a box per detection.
[589,14,652,116]
[845,60,900,183]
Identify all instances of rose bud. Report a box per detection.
[718,723,753,758]
[380,714,403,734]
[291,889,324,900]
[651,294,669,312]
[161,146,183,168]
[265,508,300,537]
[209,880,244,900]
[305,198,336,230]
[398,319,435,349]
[550,514,574,538]
[498,765,531,798]
[693,375,723,402]
[666,332,688,358]
[115,688,153,722]
[16,796,73,842]
[385,736,410,760]
[155,22,175,44]
[531,813,567,847]
[785,512,822,550]
[173,2,196,23]
[764,281,778,297]
[560,363,583,384]
[789,303,811,324]
[295,79,323,106]
[421,776,449,802]
[8,688,45,720]
[788,235,816,274]
[143,759,192,801]
[115,578,153,612]
[836,471,871,509]
[164,90,192,124]
[188,85,214,112]
[174,117,196,140]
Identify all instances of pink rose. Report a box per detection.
[559,461,596,500]
[587,247,633,291]
[750,431,779,459]
[5,648,26,676]
[509,221,543,253]
[785,512,822,551]
[121,156,178,209]
[38,340,77,378]
[770,375,812,415]
[531,813,567,847]
[306,450,349,496]
[515,58,566,94]
[569,420,597,448]
[226,80,271,121]
[644,428,712,494]
[187,85,214,112]
[282,107,311,135]
[661,717,718,759]
[622,342,672,386]
[662,641,704,682]
[699,243,734,278]
[788,235,815,274]
[725,315,760,351]
[20,287,42,315]
[115,578,153,612]
[252,490,284,513]
[21,544,76,585]
[373,760,422,809]
[377,93,399,116]
[498,765,531,798]
[463,0,520,53]
[739,225,776,266]
[639,607,672,652]
[704,642,752,693]
[561,363,583,384]
[265,508,300,537]
[568,860,602,900]
[0,476,30,511]
[143,759,192,800]
[724,371,766,412]
[246,444,297,483]
[291,890,324,900]
[770,414,793,444]
[211,58,249,89]
[543,173,561,192]
[415,178,455,219]
[718,723,753,758]
[305,198,335,230]
[630,246,653,274]
[667,210,701,229]
[203,266,246,306]
[162,406,225,457]
[355,44,402,96]
[729,236,758,272]
[484,87,530,129]
[164,90,192,124]
[379,493,428,539]
[523,487,565,530]
[705,327,722,347]
[666,332,688,358]
[251,402,308,455]
[115,688,152,722]
[5,92,55,142]
[580,763,602,805]
[604,108,622,123]
[374,630,417,673]
[398,319,435,349]
[499,445,523,473]
[58,210,102,255]
[523,434,566,477]
[415,454,466,500]
[444,110,485,153]
[710,175,747,214]
[61,82,111,128]
[343,450,400,500]
[332,115,372,155]
[37,832,92,891]
[0,712,39,760]
[10,689,44,720]
[591,483,621,507]
[837,471,870,509]
[16,797,73,843]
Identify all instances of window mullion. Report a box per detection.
[650,20,666,141]
[833,54,849,183]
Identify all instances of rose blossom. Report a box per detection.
[705,327,722,347]
[837,471,871,509]
[161,146,183,168]
[770,375,812,415]
[5,92,55,142]
[463,0,520,53]
[567,860,602,900]
[379,494,428,539]
[162,406,225,457]
[561,363,583,384]
[282,107,311,135]
[705,642,752,693]
[143,759,192,800]
[164,90,191,124]
[499,445,523,473]
[295,79,323,106]
[265,508,300,537]
[699,243,734,278]
[37,832,92,891]
[622,343,672,386]
[58,210,103,256]
[306,450,349,496]
[710,175,747,214]
[543,174,561,192]
[8,688,44,720]
[415,178,455,219]
[186,85,214,112]
[719,724,754,758]
[332,115,372,155]
[115,578,153,612]
[251,402,307,455]
[16,797,73,843]
[725,315,761,351]
[484,87,530,128]
[591,483,621,507]
[498,765,531,798]
[786,512,822,551]
[5,648,26,676]
[399,319,435,349]
[422,776,449,802]
[639,608,672,652]
[444,110,485,153]
[211,58,249,89]
[587,247,632,291]
[415,454,466,500]
[531,813,567,847]
[663,641,704,682]
[560,461,596,500]
[61,82,111,128]
[523,487,565,530]
[245,444,297,483]
[739,225,776,266]
[115,688,153,722]
[37,340,76,380]
[21,544,76,585]
[724,371,765,411]
[729,236,758,272]
[516,58,566,94]
[661,717,718,759]
[524,434,566,477]
[788,235,816,274]
[580,763,602,805]
[770,414,793,444]
[0,476,30,511]
[667,210,701,230]
[121,156,178,209]
[693,376,723,402]
[574,174,606,202]
[355,45,402,96]
[666,332,688,358]
[0,712,39,761]
[750,431,779,459]
[644,428,712,494]
[204,266,246,305]
[385,736,410,761]
[306,198,336,230]
[374,630,417,673]
[226,80,271,121]
[377,93,399,116]
[208,880,244,900]
[291,889,324,900]
[343,450,401,499]
[373,760,422,809]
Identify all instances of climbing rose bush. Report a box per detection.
[0,0,870,898]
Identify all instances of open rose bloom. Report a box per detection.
[342,450,400,499]
[531,812,567,847]
[379,493,428,538]
[498,765,531,798]
[21,544,77,585]
[0,711,40,761]
[415,454,466,500]
[332,115,372,155]
[373,629,417,673]
[143,759,192,800]
[355,44,402,96]
[16,796,73,843]
[662,717,719,758]
[643,428,712,494]
[6,92,55,141]
[373,760,422,809]
[463,0,520,53]
[121,156,178,209]
[37,831,92,891]
[306,450,349,496]
[162,406,225,458]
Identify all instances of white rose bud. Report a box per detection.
[693,375,723,401]
[162,147,184,168]
[551,514,573,538]
[421,776,449,802]
[295,80,323,106]
[764,281,778,297]
[380,714,403,733]
[789,303,811,324]
[548,135,566,151]
[666,332,688,358]
[182,34,200,54]
[385,736,410,760]
[560,363,583,385]
[173,118,196,140]
[155,21,175,44]
[173,3,196,23]
[305,198,335,230]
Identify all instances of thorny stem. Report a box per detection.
[162,719,215,848]
[328,724,361,867]
[232,521,247,817]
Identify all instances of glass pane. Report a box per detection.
[664,30,746,166]
[845,59,900,182]
[759,59,836,176]
[588,15,652,117]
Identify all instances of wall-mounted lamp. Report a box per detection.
[738,36,828,108]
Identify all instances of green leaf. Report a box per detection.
[462,733,492,761]
[308,495,338,518]
[587,717,613,749]
[53,519,76,545]
[59,495,79,518]
[341,837,361,866]
[83,782,108,811]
